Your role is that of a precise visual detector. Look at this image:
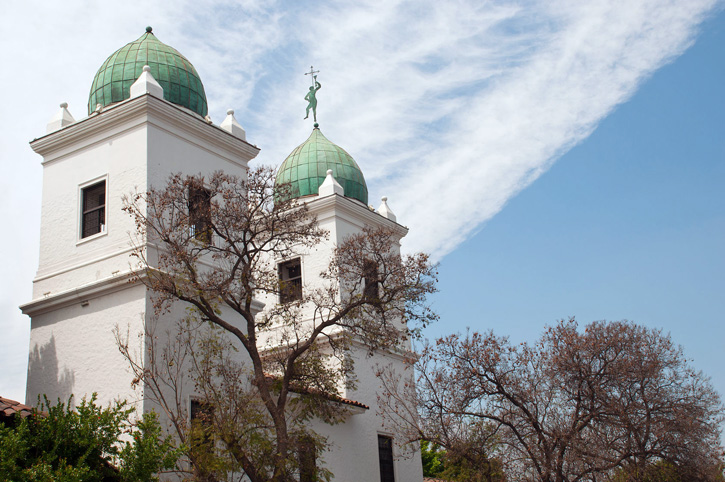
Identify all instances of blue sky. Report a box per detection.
[429,10,725,388]
[0,0,723,409]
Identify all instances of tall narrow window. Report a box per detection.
[298,435,317,482]
[190,399,214,449]
[378,435,395,482]
[189,185,211,242]
[363,259,380,301]
[81,181,106,238]
[279,258,302,303]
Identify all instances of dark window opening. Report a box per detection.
[190,399,214,448]
[364,259,380,301]
[298,435,317,482]
[81,181,106,238]
[378,435,395,482]
[279,258,303,303]
[189,184,212,242]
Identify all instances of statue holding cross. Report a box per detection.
[304,66,322,122]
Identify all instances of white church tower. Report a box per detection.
[270,125,422,481]
[21,27,422,482]
[21,25,257,415]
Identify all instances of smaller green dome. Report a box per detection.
[276,128,368,205]
[88,28,208,117]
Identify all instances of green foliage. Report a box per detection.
[420,440,445,477]
[611,461,681,482]
[611,459,725,482]
[419,439,506,482]
[0,394,179,482]
[0,394,127,482]
[118,411,181,482]
[437,452,506,482]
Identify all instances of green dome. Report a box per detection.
[276,128,368,205]
[88,27,208,117]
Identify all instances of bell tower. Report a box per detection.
[21,28,424,481]
[270,122,423,481]
[21,27,258,409]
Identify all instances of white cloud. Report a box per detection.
[247,0,719,258]
[0,0,719,400]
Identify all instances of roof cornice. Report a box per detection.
[30,94,260,163]
[20,270,141,317]
[22,264,266,318]
[305,194,409,238]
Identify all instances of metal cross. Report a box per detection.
[305,66,320,87]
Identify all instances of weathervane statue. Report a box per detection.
[304,66,321,123]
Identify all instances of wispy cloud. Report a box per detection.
[0,0,719,399]
[167,0,719,258]
[240,0,720,258]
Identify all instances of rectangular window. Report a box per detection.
[279,258,302,303]
[190,399,211,422]
[364,260,380,301]
[378,435,395,482]
[81,181,106,238]
[190,399,214,448]
[189,185,211,242]
[298,435,317,482]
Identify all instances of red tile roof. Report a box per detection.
[261,375,370,410]
[0,396,36,420]
[327,394,369,410]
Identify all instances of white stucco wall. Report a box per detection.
[146,117,249,188]
[24,94,258,412]
[25,283,146,409]
[33,122,147,298]
[310,343,422,482]
[30,95,257,299]
[253,193,420,481]
[24,93,422,481]
[255,193,407,331]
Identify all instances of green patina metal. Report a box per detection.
[304,66,321,122]
[276,127,368,205]
[88,27,208,117]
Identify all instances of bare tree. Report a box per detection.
[379,319,724,482]
[118,167,437,482]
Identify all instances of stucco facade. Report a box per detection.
[254,192,423,481]
[21,35,422,481]
[22,93,258,414]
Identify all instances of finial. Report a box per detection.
[305,66,320,86]
[146,26,153,33]
[220,109,246,140]
[47,102,76,133]
[378,196,397,222]
[314,122,319,129]
[318,168,344,197]
[303,66,321,123]
[130,65,163,100]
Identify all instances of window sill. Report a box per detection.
[76,230,108,246]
